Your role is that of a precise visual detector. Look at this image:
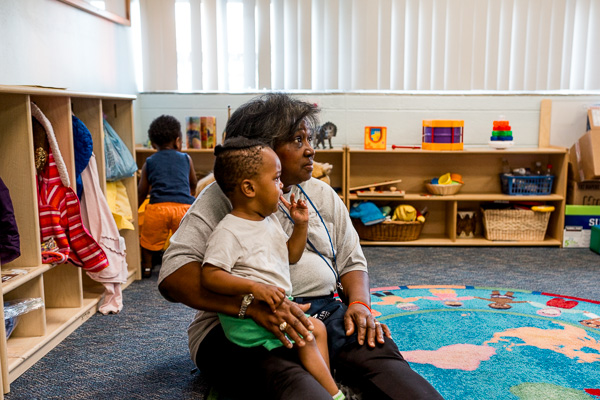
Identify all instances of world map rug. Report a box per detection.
[370,285,600,400]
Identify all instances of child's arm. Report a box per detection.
[137,163,150,208]
[187,154,198,196]
[201,264,286,312]
[279,194,309,264]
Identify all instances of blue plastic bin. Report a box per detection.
[500,174,554,195]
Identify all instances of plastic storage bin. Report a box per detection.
[500,174,554,195]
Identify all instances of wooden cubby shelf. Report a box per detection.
[137,142,567,248]
[345,146,568,247]
[0,85,140,395]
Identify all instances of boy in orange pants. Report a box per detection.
[138,115,197,277]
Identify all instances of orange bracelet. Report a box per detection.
[349,300,371,312]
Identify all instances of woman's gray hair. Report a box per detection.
[224,93,320,149]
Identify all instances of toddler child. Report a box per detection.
[138,115,197,277]
[200,137,344,400]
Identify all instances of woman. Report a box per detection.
[158,93,443,399]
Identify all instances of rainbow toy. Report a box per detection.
[491,120,513,141]
[422,120,464,151]
[489,119,514,149]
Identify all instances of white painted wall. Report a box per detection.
[136,92,600,149]
[0,1,136,95]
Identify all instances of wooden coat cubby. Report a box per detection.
[0,85,140,395]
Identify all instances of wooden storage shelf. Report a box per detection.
[1,265,53,294]
[0,85,139,395]
[346,146,568,247]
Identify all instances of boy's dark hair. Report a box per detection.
[148,115,181,147]
[213,137,268,196]
[225,93,320,149]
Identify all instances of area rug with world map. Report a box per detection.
[370,286,600,400]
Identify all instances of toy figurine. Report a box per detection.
[314,122,337,149]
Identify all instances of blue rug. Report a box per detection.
[370,286,600,400]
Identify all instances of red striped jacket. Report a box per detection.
[38,151,108,272]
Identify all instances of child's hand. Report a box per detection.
[279,193,309,226]
[252,283,286,313]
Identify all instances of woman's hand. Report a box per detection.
[344,302,390,347]
[340,270,391,347]
[251,282,286,313]
[246,297,314,348]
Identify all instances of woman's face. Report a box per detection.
[275,120,315,191]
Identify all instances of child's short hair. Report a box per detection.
[213,137,268,196]
[148,115,181,147]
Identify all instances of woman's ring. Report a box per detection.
[279,321,288,331]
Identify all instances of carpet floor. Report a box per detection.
[370,285,600,400]
[4,247,599,399]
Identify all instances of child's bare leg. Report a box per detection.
[296,317,338,396]
[141,247,154,278]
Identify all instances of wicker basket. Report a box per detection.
[481,208,551,241]
[352,217,426,241]
[425,183,463,196]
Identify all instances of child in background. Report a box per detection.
[200,137,344,400]
[138,115,197,278]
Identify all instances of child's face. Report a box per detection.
[254,148,283,215]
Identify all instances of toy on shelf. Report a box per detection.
[392,204,426,223]
[489,117,514,149]
[457,210,477,238]
[422,120,464,151]
[350,178,405,197]
[312,161,333,185]
[425,172,464,195]
[201,116,216,149]
[313,122,337,149]
[186,116,201,149]
[365,126,387,150]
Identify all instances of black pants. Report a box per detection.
[197,297,444,399]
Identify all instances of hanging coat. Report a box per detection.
[32,102,108,272]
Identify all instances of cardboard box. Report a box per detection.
[569,130,600,182]
[587,107,600,131]
[567,179,600,205]
[569,107,600,182]
[563,205,600,248]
